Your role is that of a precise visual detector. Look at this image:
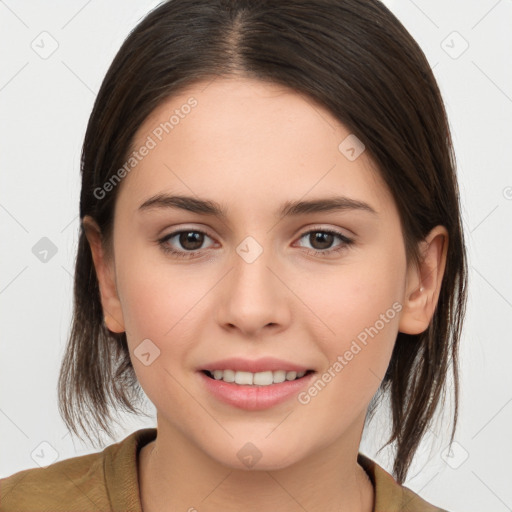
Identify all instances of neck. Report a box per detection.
[139,416,374,512]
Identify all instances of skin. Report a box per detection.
[83,76,448,512]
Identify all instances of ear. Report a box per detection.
[82,215,125,333]
[398,225,449,335]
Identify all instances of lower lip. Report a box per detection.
[198,371,316,411]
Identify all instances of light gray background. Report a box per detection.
[1,1,511,510]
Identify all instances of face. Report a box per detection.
[86,76,433,471]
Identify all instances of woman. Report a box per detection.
[0,1,467,510]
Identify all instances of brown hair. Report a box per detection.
[58,0,468,484]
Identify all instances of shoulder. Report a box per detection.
[0,428,157,512]
[400,484,450,512]
[0,448,109,511]
[357,452,451,512]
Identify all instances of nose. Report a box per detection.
[215,243,291,337]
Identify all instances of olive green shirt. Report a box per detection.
[0,428,448,511]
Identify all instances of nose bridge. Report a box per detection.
[218,233,288,333]
[232,233,276,301]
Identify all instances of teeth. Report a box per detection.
[209,369,307,386]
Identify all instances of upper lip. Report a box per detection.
[200,357,313,373]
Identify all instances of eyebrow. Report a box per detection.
[138,193,378,218]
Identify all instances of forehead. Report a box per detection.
[117,77,394,219]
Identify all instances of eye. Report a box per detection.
[296,228,354,257]
[157,226,354,259]
[158,229,215,258]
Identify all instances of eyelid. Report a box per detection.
[297,223,354,239]
[159,224,216,240]
[160,223,353,244]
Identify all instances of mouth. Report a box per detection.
[201,369,316,386]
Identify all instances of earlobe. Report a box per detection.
[398,226,448,335]
[82,215,126,334]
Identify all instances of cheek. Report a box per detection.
[304,256,402,333]
[114,254,209,411]
[115,242,193,336]
[299,252,403,389]
[114,247,218,370]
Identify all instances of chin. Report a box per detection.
[206,438,306,472]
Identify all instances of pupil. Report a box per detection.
[180,231,203,250]
[311,232,333,250]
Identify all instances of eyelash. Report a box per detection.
[157,227,354,259]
